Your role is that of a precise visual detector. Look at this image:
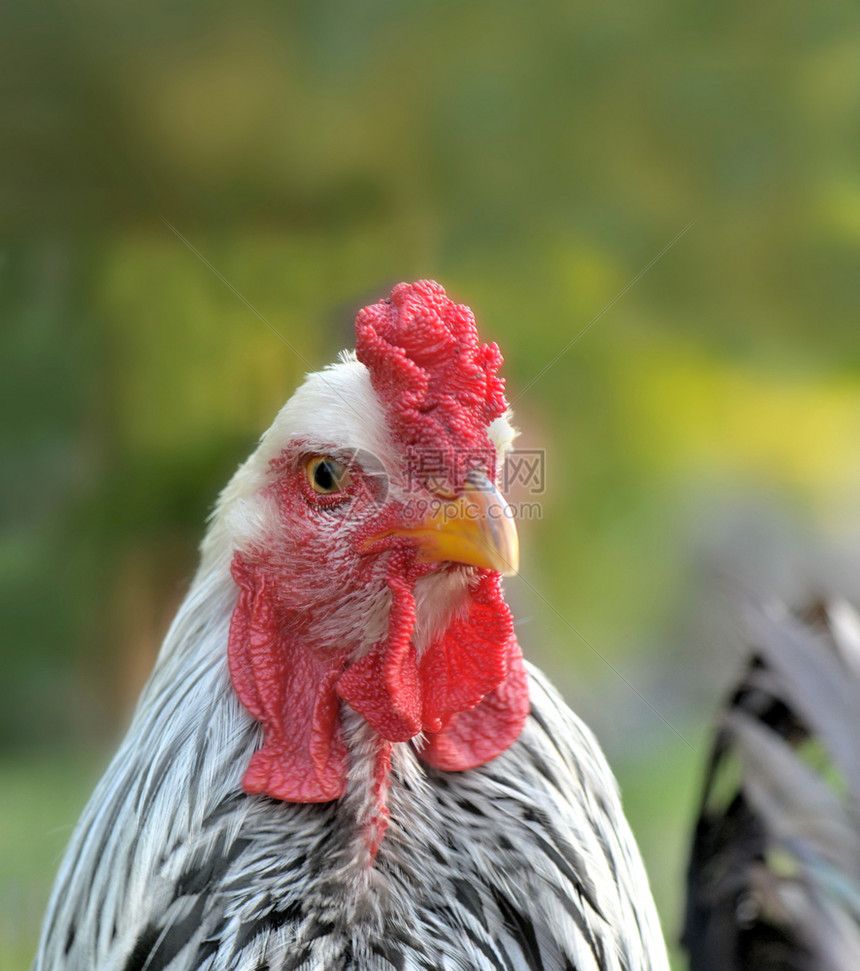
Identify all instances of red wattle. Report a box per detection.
[228,555,349,802]
[335,568,422,741]
[419,572,514,731]
[420,637,530,771]
[229,550,530,802]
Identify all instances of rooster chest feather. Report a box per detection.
[43,639,662,970]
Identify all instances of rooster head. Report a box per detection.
[210,281,529,809]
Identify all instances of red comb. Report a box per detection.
[355,281,507,482]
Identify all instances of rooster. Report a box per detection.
[34,281,668,971]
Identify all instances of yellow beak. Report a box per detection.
[370,472,519,576]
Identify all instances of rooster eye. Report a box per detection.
[306,456,351,495]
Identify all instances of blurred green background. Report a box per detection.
[3,1,860,967]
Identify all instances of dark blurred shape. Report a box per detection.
[683,600,860,970]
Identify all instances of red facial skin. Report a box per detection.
[227,282,530,849]
[228,455,528,801]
